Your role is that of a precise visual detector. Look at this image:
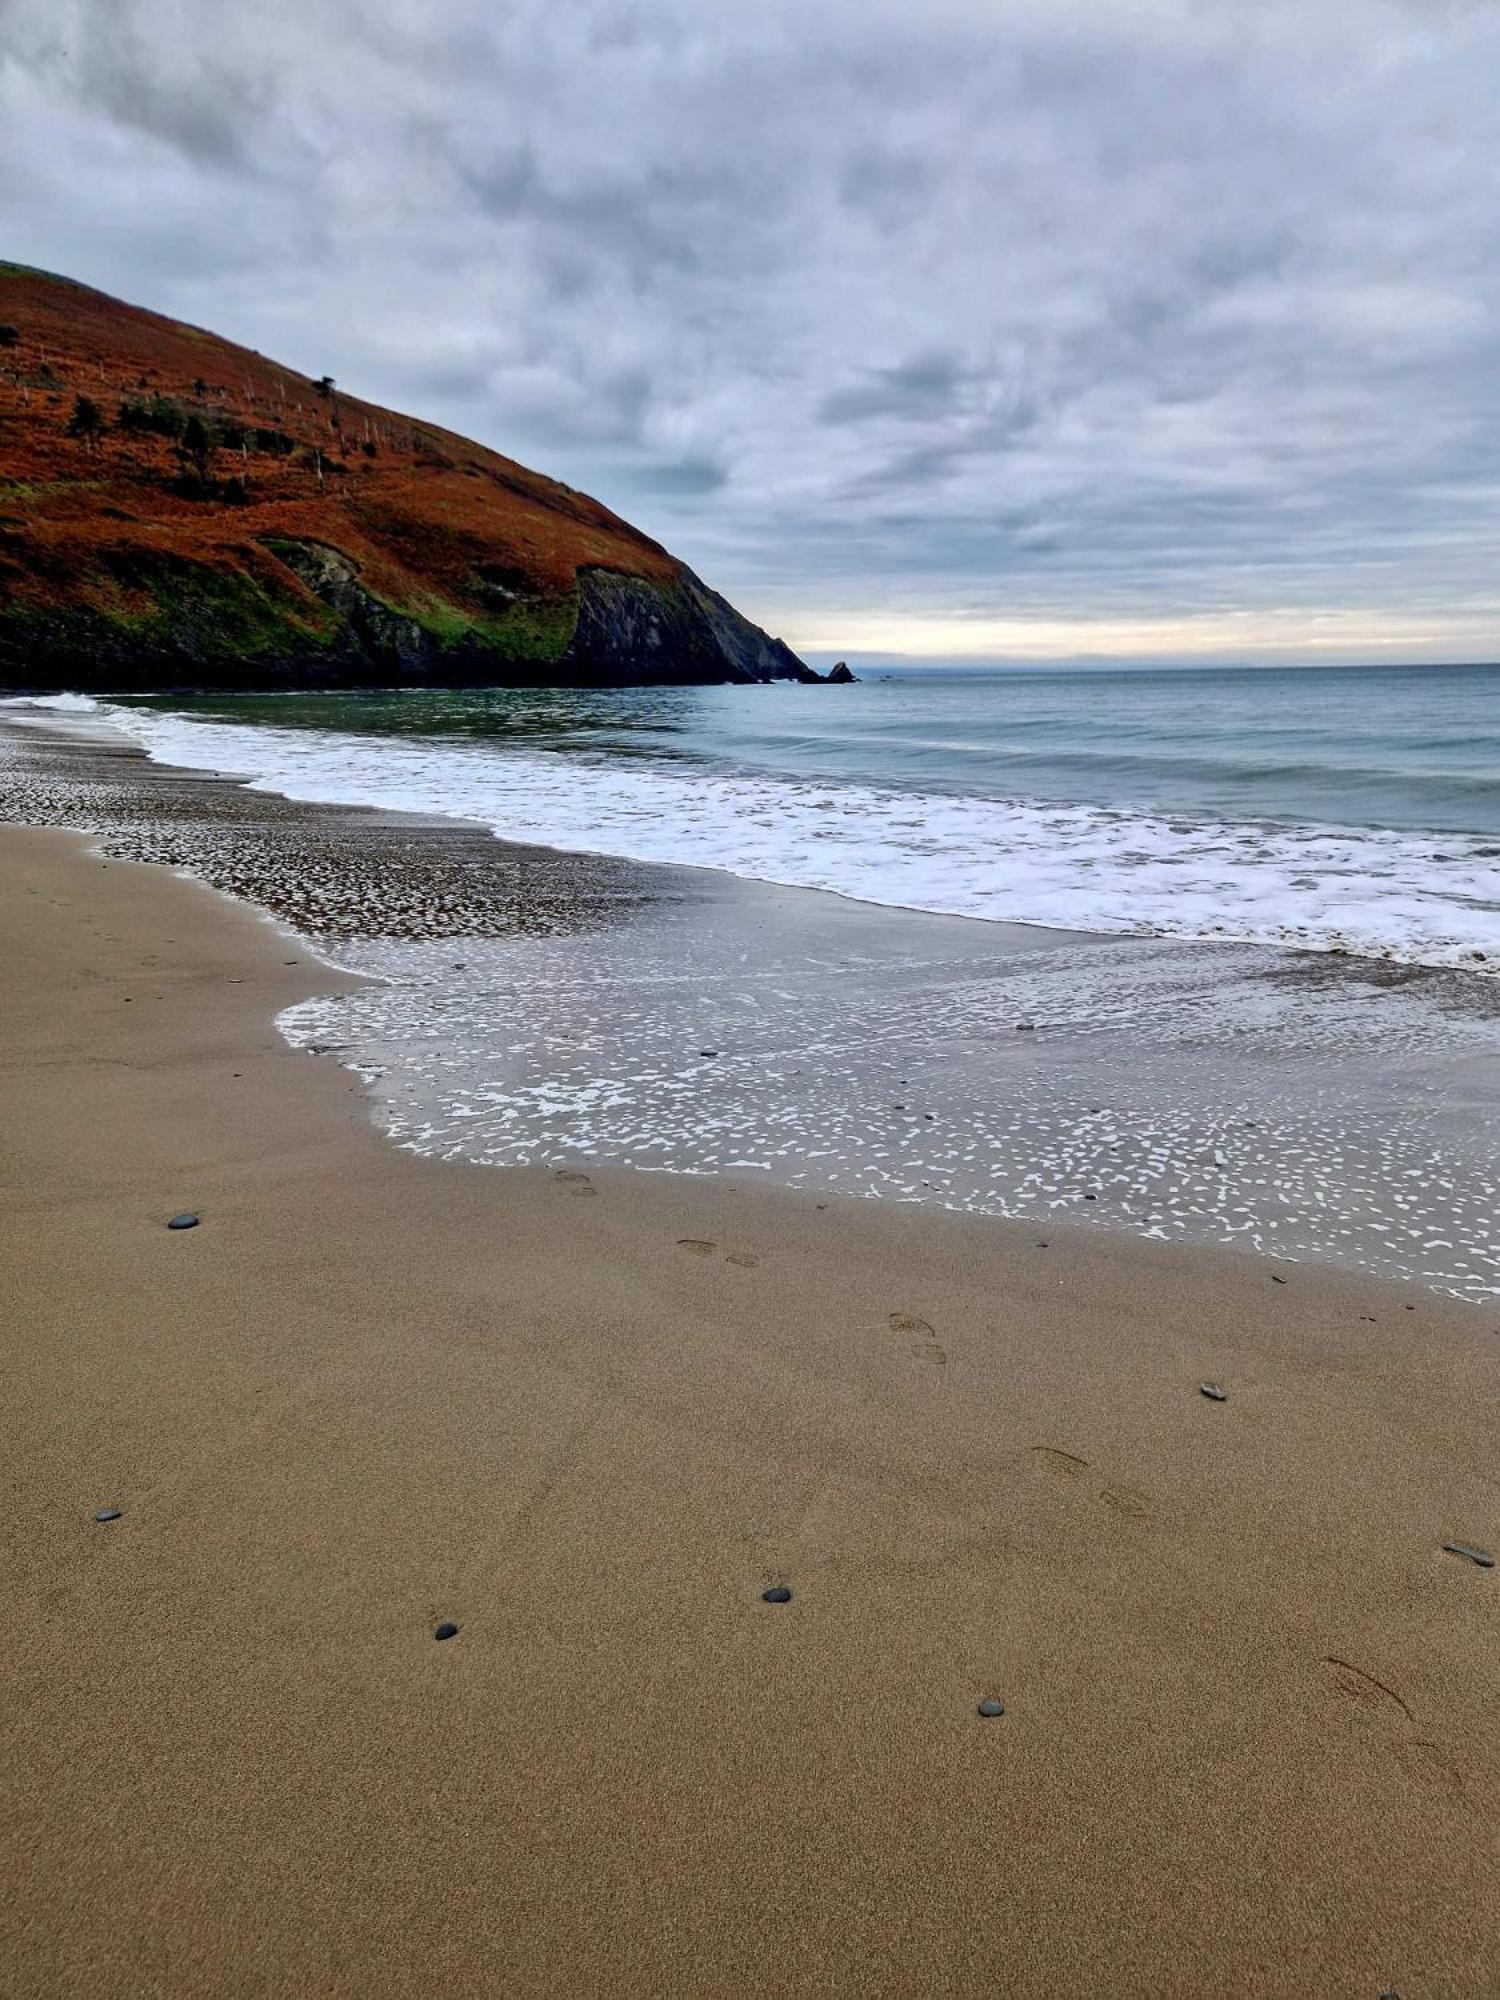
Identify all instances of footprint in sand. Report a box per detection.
[1320,1657,1413,1723]
[1028,1445,1089,1479]
[554,1170,597,1198]
[1394,1740,1465,1796]
[1318,1658,1462,1792]
[888,1312,947,1367]
[1100,1483,1152,1519]
[676,1239,760,1267]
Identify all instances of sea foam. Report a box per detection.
[88,701,1500,972]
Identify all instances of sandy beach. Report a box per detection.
[2,814,1498,1996]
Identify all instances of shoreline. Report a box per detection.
[10,712,1498,1301]
[3,816,1499,1993]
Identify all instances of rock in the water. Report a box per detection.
[167,1212,199,1230]
[93,1507,122,1523]
[826,660,858,684]
[762,1585,793,1604]
[434,1621,460,1640]
[1442,1542,1495,1568]
[977,1698,1006,1717]
[1015,1020,1037,1032]
[1199,1382,1228,1401]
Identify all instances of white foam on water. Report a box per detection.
[91,700,1500,972]
[0,692,104,713]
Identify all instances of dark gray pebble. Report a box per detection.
[93,1507,122,1523]
[1441,1542,1495,1568]
[762,1585,792,1604]
[1270,1273,1287,1284]
[1036,1240,1049,1249]
[1199,1382,1228,1401]
[977,1698,1006,1717]
[1015,1021,1036,1031]
[167,1212,199,1230]
[434,1621,460,1640]
[699,1049,719,1058]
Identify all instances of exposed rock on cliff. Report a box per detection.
[0,264,830,691]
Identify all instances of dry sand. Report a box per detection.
[2,820,1498,1997]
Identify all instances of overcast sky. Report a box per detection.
[3,0,1500,662]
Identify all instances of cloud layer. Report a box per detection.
[4,0,1500,659]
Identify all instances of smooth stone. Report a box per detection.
[93,1507,122,1523]
[1441,1542,1495,1568]
[1015,1021,1036,1031]
[699,1049,719,1058]
[1270,1273,1287,1284]
[977,1698,1006,1717]
[762,1585,792,1604]
[434,1621,460,1640]
[167,1212,199,1230]
[1199,1382,1228,1401]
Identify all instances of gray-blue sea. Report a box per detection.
[71,658,1500,971]
[5,665,1499,1299]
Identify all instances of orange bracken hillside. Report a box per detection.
[0,264,820,689]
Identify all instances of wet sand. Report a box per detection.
[3,818,1500,1996]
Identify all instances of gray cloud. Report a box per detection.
[3,0,1500,657]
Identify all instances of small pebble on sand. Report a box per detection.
[167,1212,199,1230]
[93,1508,122,1523]
[977,1698,1006,1717]
[1200,1382,1228,1401]
[1441,1542,1495,1568]
[762,1586,792,1604]
[434,1621,460,1640]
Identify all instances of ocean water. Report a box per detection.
[29,660,1500,972]
[5,684,1499,1298]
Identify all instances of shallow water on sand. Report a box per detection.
[280,878,1500,1305]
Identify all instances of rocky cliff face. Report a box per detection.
[0,265,827,691]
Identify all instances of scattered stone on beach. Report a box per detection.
[977,1698,1006,1717]
[167,1212,199,1230]
[1199,1382,1228,1401]
[1441,1542,1495,1568]
[434,1621,460,1640]
[699,1049,719,1059]
[1271,1273,1287,1284]
[762,1585,792,1604]
[1036,1240,1048,1248]
[93,1507,122,1523]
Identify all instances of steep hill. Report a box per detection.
[0,265,822,690]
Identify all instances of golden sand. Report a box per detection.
[2,824,1497,1995]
